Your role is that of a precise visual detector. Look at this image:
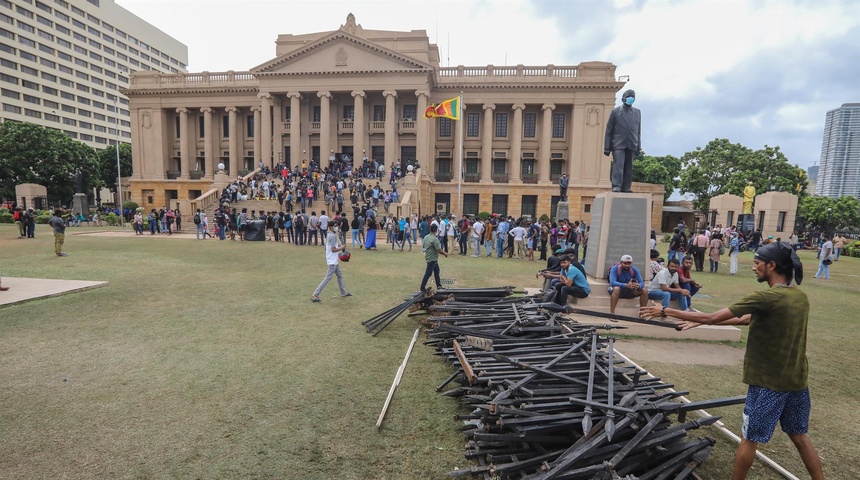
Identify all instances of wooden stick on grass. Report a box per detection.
[376,328,421,429]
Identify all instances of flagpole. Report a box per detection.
[457,91,464,218]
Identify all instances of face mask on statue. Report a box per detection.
[624,96,635,106]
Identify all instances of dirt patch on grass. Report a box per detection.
[616,338,744,366]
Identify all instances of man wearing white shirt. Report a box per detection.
[647,258,690,310]
[471,219,484,257]
[319,210,330,235]
[510,223,528,260]
[446,215,457,254]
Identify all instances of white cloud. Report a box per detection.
[117,0,562,71]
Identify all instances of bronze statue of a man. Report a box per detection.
[604,89,641,193]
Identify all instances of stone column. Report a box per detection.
[351,90,366,163]
[258,93,272,168]
[510,103,525,184]
[226,107,238,175]
[176,107,189,178]
[481,103,495,183]
[318,91,331,168]
[415,90,430,174]
[251,106,262,169]
[383,90,397,166]
[539,103,555,184]
[287,92,301,169]
[201,107,214,178]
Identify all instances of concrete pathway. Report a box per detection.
[0,277,108,309]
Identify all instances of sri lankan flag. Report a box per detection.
[424,97,461,120]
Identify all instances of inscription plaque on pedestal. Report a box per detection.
[584,193,651,279]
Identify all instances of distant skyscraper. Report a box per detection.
[0,0,187,148]
[816,103,860,198]
[806,165,818,193]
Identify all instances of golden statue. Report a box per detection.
[743,181,756,214]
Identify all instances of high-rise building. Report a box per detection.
[815,103,860,198]
[0,0,187,147]
[124,15,665,226]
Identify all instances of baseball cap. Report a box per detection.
[620,255,633,262]
[555,248,565,254]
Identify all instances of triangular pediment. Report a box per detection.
[252,32,433,75]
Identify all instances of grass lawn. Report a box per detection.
[0,225,856,479]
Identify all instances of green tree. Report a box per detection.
[0,122,99,203]
[678,139,808,211]
[632,152,681,200]
[97,143,133,192]
[797,195,860,232]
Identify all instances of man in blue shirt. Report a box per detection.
[608,254,648,314]
[542,255,590,305]
[495,217,509,258]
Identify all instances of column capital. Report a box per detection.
[250,106,262,113]
[200,107,212,113]
[175,107,188,114]
[483,103,496,111]
[351,90,366,98]
[542,104,556,111]
[286,91,302,99]
[382,90,398,98]
[414,90,430,98]
[257,92,272,101]
[317,91,331,99]
[225,106,237,113]
[512,103,526,111]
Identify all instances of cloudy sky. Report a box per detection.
[118,0,859,171]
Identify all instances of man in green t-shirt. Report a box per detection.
[641,241,823,480]
[420,224,448,292]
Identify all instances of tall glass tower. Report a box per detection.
[816,103,860,199]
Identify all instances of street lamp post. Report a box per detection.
[114,99,124,228]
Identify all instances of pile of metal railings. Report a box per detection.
[425,296,744,479]
[363,287,519,336]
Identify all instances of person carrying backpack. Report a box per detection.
[193,209,203,240]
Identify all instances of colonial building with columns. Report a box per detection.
[124,15,663,226]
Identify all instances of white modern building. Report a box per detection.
[0,0,187,147]
[816,103,860,199]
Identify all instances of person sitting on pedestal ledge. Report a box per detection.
[678,255,702,311]
[542,255,590,306]
[608,254,648,314]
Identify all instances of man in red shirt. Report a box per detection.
[678,255,701,310]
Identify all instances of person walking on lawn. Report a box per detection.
[420,224,449,292]
[311,223,352,302]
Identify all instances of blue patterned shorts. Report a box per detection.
[742,385,810,443]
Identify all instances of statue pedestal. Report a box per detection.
[213,171,231,189]
[584,192,652,280]
[737,214,755,235]
[72,193,88,216]
[556,201,570,222]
